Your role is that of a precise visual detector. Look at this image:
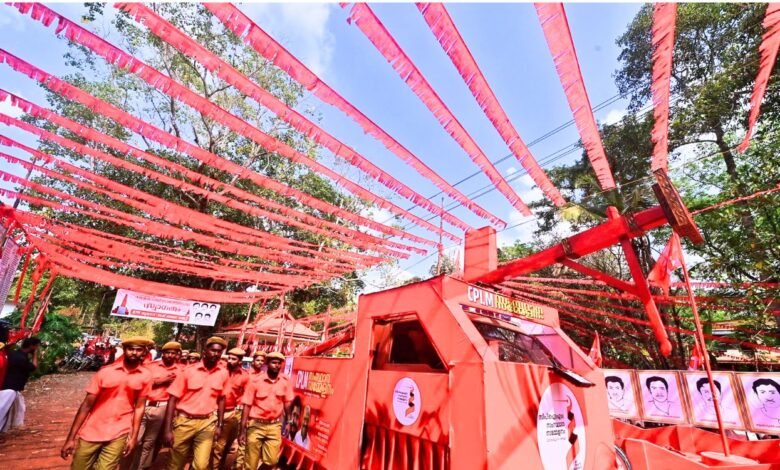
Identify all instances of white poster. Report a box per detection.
[110,289,220,326]
[0,238,22,304]
[603,370,640,420]
[736,372,780,433]
[683,372,744,429]
[637,370,687,424]
[536,382,587,470]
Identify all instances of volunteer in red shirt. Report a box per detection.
[250,350,266,375]
[163,337,229,470]
[212,347,249,470]
[240,351,294,470]
[60,336,153,469]
[135,341,182,469]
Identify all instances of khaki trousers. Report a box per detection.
[167,414,216,470]
[71,435,127,470]
[211,409,245,470]
[244,420,282,470]
[137,403,167,469]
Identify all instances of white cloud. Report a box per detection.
[602,108,626,126]
[0,7,26,33]
[241,3,335,77]
[506,166,518,175]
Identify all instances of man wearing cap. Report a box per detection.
[135,341,182,469]
[250,351,266,375]
[187,352,200,364]
[179,350,190,365]
[163,337,229,470]
[61,336,153,469]
[240,351,294,470]
[211,347,249,470]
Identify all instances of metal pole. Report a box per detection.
[679,244,730,456]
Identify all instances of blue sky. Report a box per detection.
[0,3,642,290]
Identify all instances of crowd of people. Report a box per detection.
[30,334,292,470]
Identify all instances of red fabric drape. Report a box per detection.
[534,3,616,190]
[417,3,565,208]
[346,3,531,217]
[5,4,460,242]
[650,3,677,172]
[118,3,478,233]
[204,3,505,229]
[0,89,437,249]
[0,113,421,257]
[0,184,362,272]
[647,232,684,295]
[737,3,780,153]
[0,143,387,266]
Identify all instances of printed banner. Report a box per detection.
[0,238,22,304]
[110,288,220,326]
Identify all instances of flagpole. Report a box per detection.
[677,236,730,457]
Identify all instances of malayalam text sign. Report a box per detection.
[110,289,220,326]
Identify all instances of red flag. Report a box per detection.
[588,332,603,367]
[647,232,684,295]
[688,342,703,371]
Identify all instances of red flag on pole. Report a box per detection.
[688,341,703,371]
[588,332,603,367]
[647,232,684,294]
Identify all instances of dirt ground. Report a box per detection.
[0,372,178,469]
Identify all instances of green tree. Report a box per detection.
[11,3,372,349]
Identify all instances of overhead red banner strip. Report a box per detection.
[737,3,780,153]
[6,3,460,243]
[0,107,421,257]
[0,89,434,248]
[534,3,617,190]
[416,3,565,208]
[203,3,505,228]
[119,2,478,232]
[345,3,532,216]
[0,141,385,266]
[650,3,677,172]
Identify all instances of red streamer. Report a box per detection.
[0,89,434,249]
[416,3,565,208]
[535,3,616,190]
[738,3,780,153]
[0,143,384,267]
[346,3,532,216]
[0,109,421,258]
[203,3,506,228]
[650,3,677,172]
[6,4,460,243]
[119,3,478,232]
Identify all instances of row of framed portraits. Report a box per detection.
[604,369,780,434]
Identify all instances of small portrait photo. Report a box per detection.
[637,370,688,424]
[736,373,780,433]
[682,372,744,429]
[283,395,311,450]
[602,369,640,420]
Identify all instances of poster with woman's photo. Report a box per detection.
[602,369,640,420]
[736,372,780,433]
[636,370,688,424]
[682,372,744,429]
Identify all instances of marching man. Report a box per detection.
[163,337,229,470]
[60,336,153,469]
[239,351,293,470]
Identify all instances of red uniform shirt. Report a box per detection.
[224,368,249,410]
[144,361,181,403]
[241,372,294,420]
[78,361,152,443]
[167,362,229,416]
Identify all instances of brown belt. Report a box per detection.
[176,410,215,420]
[250,417,282,424]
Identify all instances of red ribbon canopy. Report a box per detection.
[5,3,461,243]
[118,2,476,234]
[346,3,531,217]
[204,3,506,229]
[650,3,677,172]
[417,3,566,208]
